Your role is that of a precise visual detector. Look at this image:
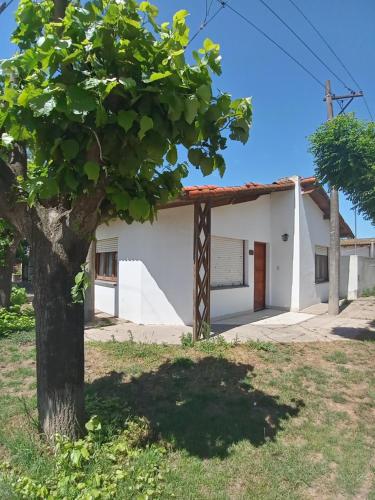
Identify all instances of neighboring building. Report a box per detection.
[340,238,375,258]
[94,176,353,334]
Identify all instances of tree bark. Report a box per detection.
[0,234,21,308]
[31,209,92,439]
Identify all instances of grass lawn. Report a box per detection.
[0,331,375,499]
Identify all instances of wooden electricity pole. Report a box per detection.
[324,80,363,315]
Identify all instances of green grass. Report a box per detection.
[1,331,375,499]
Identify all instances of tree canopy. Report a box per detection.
[309,113,375,224]
[0,0,252,224]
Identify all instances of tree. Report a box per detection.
[0,0,252,439]
[0,220,22,308]
[309,113,375,224]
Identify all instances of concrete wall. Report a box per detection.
[94,281,117,317]
[341,246,372,257]
[340,255,375,299]
[96,205,194,325]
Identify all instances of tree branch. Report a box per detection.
[0,157,29,234]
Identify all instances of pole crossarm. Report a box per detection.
[193,201,211,341]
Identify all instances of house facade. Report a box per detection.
[94,176,353,336]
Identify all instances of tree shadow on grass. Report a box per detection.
[331,326,375,341]
[86,356,304,459]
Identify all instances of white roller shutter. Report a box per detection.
[211,236,244,287]
[96,237,118,253]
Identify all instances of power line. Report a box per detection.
[217,0,325,89]
[0,0,15,16]
[256,0,353,92]
[287,0,374,120]
[187,1,228,48]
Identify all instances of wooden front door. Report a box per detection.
[254,242,266,311]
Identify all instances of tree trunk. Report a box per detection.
[0,235,21,308]
[31,217,91,439]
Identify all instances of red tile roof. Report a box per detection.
[163,176,353,238]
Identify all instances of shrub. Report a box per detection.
[0,305,35,337]
[1,416,167,499]
[10,286,28,306]
[180,332,194,347]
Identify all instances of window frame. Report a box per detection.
[95,251,118,282]
[315,248,329,284]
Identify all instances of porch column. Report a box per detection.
[193,201,211,341]
[290,176,301,312]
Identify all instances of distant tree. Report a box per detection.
[0,0,252,439]
[0,220,22,308]
[309,113,375,224]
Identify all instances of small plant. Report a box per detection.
[196,335,230,355]
[10,286,28,306]
[1,416,168,499]
[362,287,375,297]
[71,264,90,304]
[180,332,194,348]
[324,350,349,364]
[201,321,211,340]
[246,339,277,353]
[0,305,35,337]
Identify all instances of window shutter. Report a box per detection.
[211,236,244,287]
[96,238,118,253]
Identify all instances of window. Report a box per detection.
[96,238,118,281]
[211,236,245,288]
[315,245,329,283]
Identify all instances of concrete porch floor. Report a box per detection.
[84,298,375,345]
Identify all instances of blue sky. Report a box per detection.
[1,0,374,237]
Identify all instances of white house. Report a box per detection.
[94,175,353,338]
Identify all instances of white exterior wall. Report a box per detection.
[270,190,295,310]
[341,246,371,257]
[95,205,194,325]
[297,193,330,309]
[340,255,375,299]
[210,196,272,319]
[94,282,117,317]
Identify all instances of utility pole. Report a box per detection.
[325,80,340,315]
[324,80,363,315]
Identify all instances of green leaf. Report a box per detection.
[196,85,211,103]
[83,161,100,182]
[119,77,137,90]
[200,156,214,176]
[203,38,219,52]
[61,139,79,160]
[1,133,14,146]
[166,144,177,165]
[67,86,97,113]
[64,170,79,190]
[138,116,153,140]
[129,197,150,220]
[117,110,137,132]
[188,148,202,167]
[29,93,57,117]
[184,96,199,124]
[112,192,130,210]
[173,9,189,25]
[143,71,172,83]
